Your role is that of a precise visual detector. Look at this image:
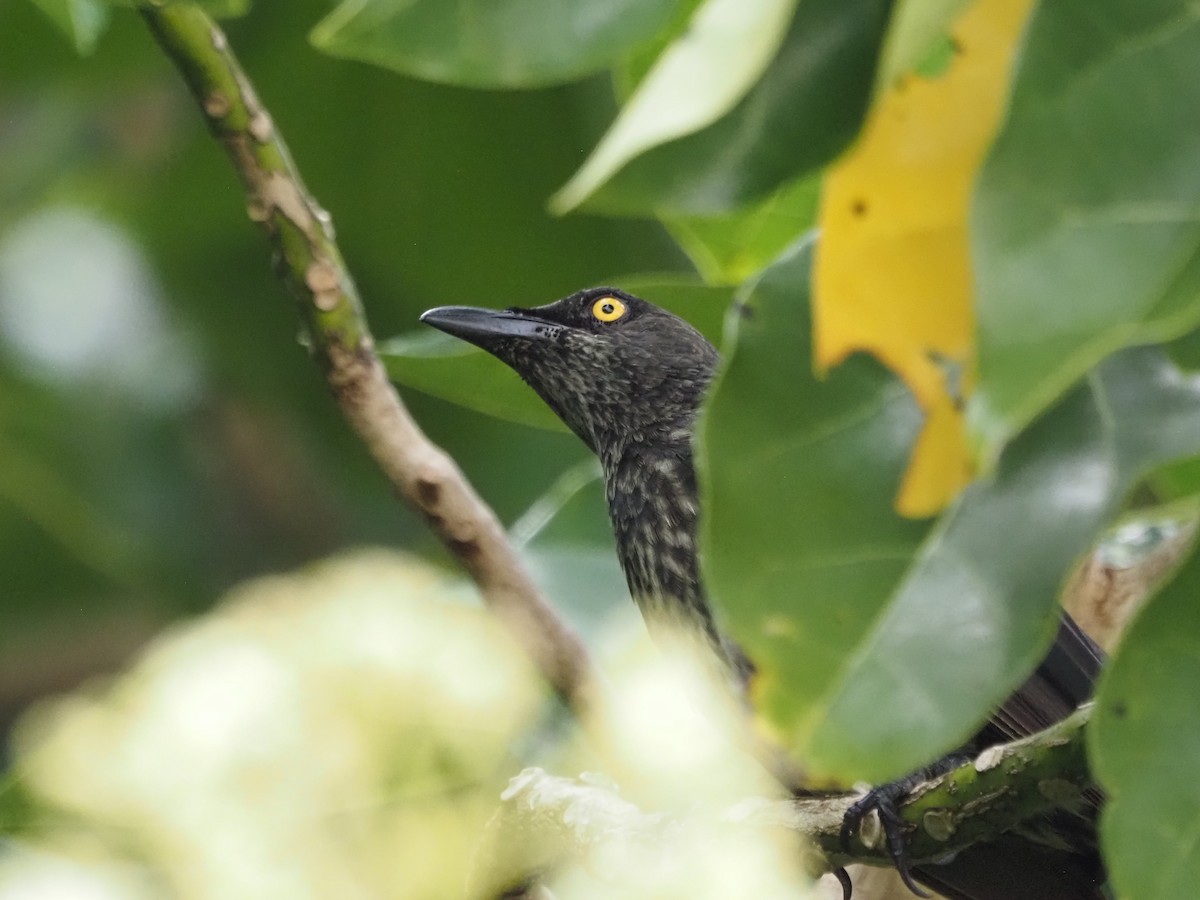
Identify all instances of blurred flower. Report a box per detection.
[6,550,542,900]
[534,625,816,900]
[4,552,820,900]
[551,814,816,900]
[581,625,780,812]
[0,844,158,900]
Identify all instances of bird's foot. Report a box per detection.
[840,775,930,897]
[839,755,968,898]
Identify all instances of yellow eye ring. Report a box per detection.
[592,297,627,323]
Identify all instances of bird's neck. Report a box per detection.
[601,435,723,651]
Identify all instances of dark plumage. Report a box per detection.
[420,288,737,670]
[421,287,1105,900]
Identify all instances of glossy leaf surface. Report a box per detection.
[1093,537,1200,900]
[702,237,1200,781]
[551,0,798,213]
[700,237,928,776]
[555,0,893,215]
[806,347,1200,778]
[971,0,1200,457]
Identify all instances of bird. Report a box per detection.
[420,287,1106,900]
[421,288,740,674]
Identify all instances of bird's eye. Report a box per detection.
[591,297,627,323]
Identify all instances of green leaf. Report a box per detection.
[804,348,1200,779]
[701,236,1200,782]
[1148,456,1200,504]
[382,330,568,432]
[553,0,893,216]
[699,236,927,778]
[104,0,251,15]
[875,0,972,88]
[970,0,1200,458]
[381,279,734,430]
[1165,323,1200,373]
[311,0,678,89]
[25,0,110,53]
[664,173,820,284]
[551,0,799,213]
[1092,535,1200,900]
[611,0,707,101]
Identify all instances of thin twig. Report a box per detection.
[140,3,594,710]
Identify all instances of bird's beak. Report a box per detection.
[419,306,556,350]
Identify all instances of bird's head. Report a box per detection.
[420,287,719,454]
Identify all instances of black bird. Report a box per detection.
[421,287,1105,900]
[422,289,742,674]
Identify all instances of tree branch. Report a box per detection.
[473,706,1095,891]
[139,3,593,710]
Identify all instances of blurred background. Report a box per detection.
[0,0,690,739]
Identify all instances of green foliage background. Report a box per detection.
[4,1,1200,898]
[0,0,673,725]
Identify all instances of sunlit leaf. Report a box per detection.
[555,0,893,216]
[25,0,109,53]
[382,279,734,430]
[702,236,1200,782]
[610,0,707,101]
[971,0,1200,458]
[814,0,1036,516]
[1093,536,1200,900]
[551,0,799,213]
[664,174,820,285]
[311,0,677,89]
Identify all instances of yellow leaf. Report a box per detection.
[813,0,1036,517]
